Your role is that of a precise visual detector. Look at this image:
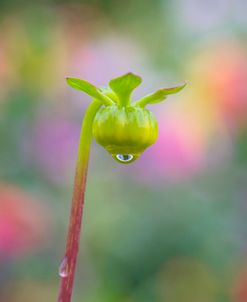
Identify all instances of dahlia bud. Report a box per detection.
[93,105,158,163]
[66,72,186,164]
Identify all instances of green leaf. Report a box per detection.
[134,83,187,107]
[109,73,142,106]
[66,77,114,106]
[98,86,118,103]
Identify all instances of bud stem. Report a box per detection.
[57,100,102,302]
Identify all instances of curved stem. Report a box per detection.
[58,100,102,302]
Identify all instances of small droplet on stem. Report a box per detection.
[59,256,69,278]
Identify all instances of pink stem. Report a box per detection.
[57,101,101,302]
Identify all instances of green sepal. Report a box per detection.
[98,86,119,104]
[109,73,142,107]
[66,77,114,106]
[134,83,187,107]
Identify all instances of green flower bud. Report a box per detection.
[66,73,186,164]
[92,105,158,163]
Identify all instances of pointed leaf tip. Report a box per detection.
[159,82,187,95]
[66,77,114,106]
[134,82,187,107]
[66,77,98,96]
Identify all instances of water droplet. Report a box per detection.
[59,257,69,278]
[116,154,134,163]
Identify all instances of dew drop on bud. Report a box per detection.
[59,256,69,278]
[116,154,134,163]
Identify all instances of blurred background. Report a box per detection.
[0,0,247,301]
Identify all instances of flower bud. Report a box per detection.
[92,105,158,163]
[66,73,186,164]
